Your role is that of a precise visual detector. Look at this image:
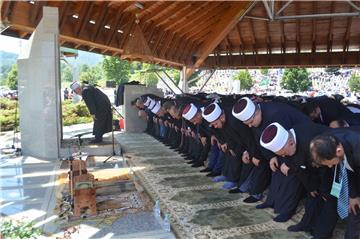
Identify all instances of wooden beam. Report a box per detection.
[158,31,174,58]
[264,20,271,54]
[203,52,360,69]
[75,2,94,37]
[327,1,335,52]
[248,19,257,54]
[162,2,208,31]
[186,1,251,79]
[312,1,317,53]
[91,4,110,42]
[106,12,127,46]
[157,2,198,29]
[59,1,71,31]
[152,30,166,55]
[141,2,176,23]
[30,1,46,26]
[280,20,285,53]
[1,0,15,22]
[136,2,162,19]
[119,17,136,49]
[175,2,224,36]
[236,23,244,54]
[153,2,187,27]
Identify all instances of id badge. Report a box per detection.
[330,165,342,199]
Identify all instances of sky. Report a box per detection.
[0,35,28,54]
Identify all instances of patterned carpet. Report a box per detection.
[116,132,344,239]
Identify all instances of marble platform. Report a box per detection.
[117,132,346,239]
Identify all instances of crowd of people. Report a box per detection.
[131,92,360,239]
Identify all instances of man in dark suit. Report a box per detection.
[310,129,360,239]
[70,81,112,143]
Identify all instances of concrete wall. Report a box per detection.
[123,85,163,132]
[17,7,61,159]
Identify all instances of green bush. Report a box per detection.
[62,100,92,126]
[0,98,19,131]
[0,219,42,239]
[0,98,92,131]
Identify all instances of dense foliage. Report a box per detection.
[233,70,254,90]
[0,98,92,132]
[348,73,360,93]
[6,64,18,90]
[0,219,42,239]
[280,68,311,93]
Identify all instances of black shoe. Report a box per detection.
[243,196,260,203]
[287,223,310,232]
[191,162,204,168]
[206,171,221,177]
[228,188,243,194]
[273,212,293,222]
[200,167,212,173]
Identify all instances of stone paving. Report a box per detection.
[118,132,346,239]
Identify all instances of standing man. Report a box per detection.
[310,129,360,239]
[70,81,112,143]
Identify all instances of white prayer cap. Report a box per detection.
[148,99,156,110]
[232,97,256,121]
[144,97,151,107]
[202,103,222,123]
[70,81,81,91]
[260,122,289,153]
[182,103,198,121]
[151,101,161,114]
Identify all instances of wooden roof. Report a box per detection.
[1,1,360,76]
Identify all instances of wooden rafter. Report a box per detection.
[236,24,244,54]
[141,2,175,23]
[106,12,127,46]
[30,1,46,26]
[183,7,225,41]
[327,1,335,52]
[186,1,251,78]
[91,5,110,42]
[158,32,174,58]
[59,1,71,31]
[311,1,317,53]
[136,2,162,19]
[174,2,223,35]
[295,2,300,54]
[152,30,166,55]
[162,2,207,31]
[249,19,257,54]
[343,16,353,51]
[264,20,271,54]
[119,17,136,49]
[153,3,187,28]
[75,2,94,37]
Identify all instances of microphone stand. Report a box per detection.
[103,105,123,164]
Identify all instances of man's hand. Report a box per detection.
[252,157,260,166]
[280,163,290,176]
[269,157,278,172]
[201,137,207,146]
[211,136,217,145]
[349,197,360,215]
[242,151,250,164]
[91,114,97,120]
[310,191,319,198]
[221,143,228,152]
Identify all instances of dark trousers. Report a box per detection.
[265,158,303,215]
[345,208,360,239]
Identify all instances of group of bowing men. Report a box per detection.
[131,92,360,239]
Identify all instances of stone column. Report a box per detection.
[17,7,61,159]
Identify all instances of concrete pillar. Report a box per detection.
[17,7,61,159]
[181,66,189,93]
[123,85,163,132]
